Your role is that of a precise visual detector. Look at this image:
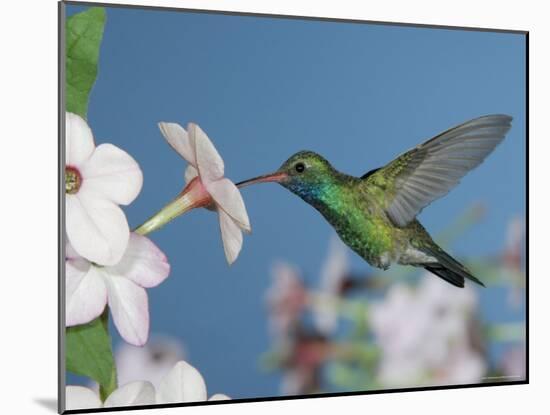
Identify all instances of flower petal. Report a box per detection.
[66,113,95,167]
[66,261,107,326]
[209,394,230,401]
[79,143,143,205]
[104,381,156,408]
[218,209,243,265]
[156,361,207,403]
[188,123,224,183]
[66,192,130,266]
[184,165,199,184]
[104,275,149,346]
[158,122,196,166]
[65,240,81,261]
[110,233,170,288]
[115,337,186,389]
[207,178,251,232]
[65,386,102,410]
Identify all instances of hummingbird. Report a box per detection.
[237,115,513,288]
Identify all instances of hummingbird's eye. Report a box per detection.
[295,162,306,173]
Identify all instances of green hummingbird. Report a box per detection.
[237,115,513,288]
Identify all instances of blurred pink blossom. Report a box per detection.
[280,329,332,395]
[312,237,349,335]
[370,274,486,387]
[499,347,526,380]
[266,262,308,340]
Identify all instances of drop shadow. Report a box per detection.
[34,398,57,413]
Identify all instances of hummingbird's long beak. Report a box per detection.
[236,171,288,188]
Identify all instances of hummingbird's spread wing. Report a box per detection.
[364,114,513,227]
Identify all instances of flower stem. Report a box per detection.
[134,193,194,236]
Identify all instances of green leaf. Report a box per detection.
[66,7,106,118]
[66,310,117,401]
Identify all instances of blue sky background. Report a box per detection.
[66,4,526,399]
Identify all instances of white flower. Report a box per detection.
[155,361,230,403]
[65,112,143,265]
[137,122,250,265]
[370,274,485,387]
[66,233,170,346]
[66,382,155,410]
[65,360,229,411]
[115,336,186,388]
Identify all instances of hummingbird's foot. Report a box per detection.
[376,252,392,270]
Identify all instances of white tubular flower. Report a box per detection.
[65,112,143,266]
[136,122,250,265]
[66,233,170,346]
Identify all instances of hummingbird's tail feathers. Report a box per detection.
[424,265,465,288]
[421,245,485,288]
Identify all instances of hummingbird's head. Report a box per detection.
[237,151,338,204]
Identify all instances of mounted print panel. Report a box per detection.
[59,1,527,413]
